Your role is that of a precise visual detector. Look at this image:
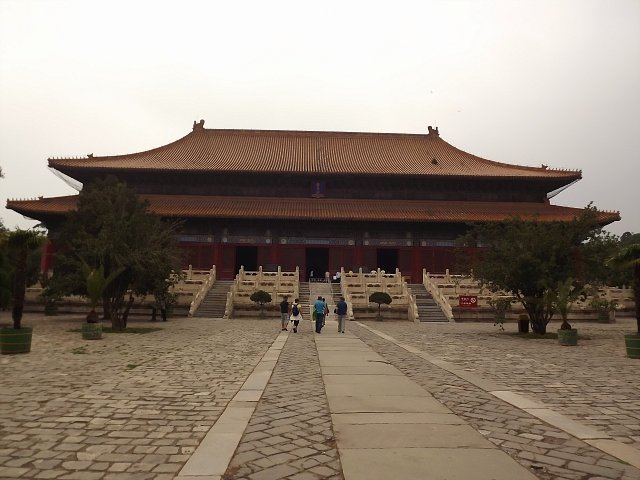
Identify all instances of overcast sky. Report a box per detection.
[1,0,638,236]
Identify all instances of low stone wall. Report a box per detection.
[23,300,189,319]
[352,305,409,321]
[230,304,281,319]
[452,307,621,323]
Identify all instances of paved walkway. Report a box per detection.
[0,313,639,480]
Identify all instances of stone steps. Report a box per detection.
[193,280,233,318]
[409,284,449,322]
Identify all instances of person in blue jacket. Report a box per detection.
[313,296,326,334]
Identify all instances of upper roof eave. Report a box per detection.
[46,124,582,181]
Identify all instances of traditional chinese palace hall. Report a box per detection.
[7,120,619,281]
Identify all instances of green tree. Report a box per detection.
[6,229,45,329]
[1,166,5,231]
[608,243,640,335]
[51,176,182,330]
[460,207,604,334]
[250,290,272,317]
[369,291,392,320]
[0,230,11,310]
[488,297,512,331]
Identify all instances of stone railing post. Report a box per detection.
[423,270,454,322]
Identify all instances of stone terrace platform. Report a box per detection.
[1,313,639,480]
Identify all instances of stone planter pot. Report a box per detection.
[557,328,578,346]
[82,322,103,340]
[0,326,33,354]
[624,334,640,359]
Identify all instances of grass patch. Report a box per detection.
[504,331,558,339]
[102,327,162,334]
[504,331,592,340]
[69,327,162,334]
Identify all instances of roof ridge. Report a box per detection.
[196,127,438,138]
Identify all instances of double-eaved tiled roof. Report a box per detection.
[47,123,581,180]
[7,194,619,225]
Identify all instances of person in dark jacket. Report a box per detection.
[335,296,348,333]
[279,296,289,331]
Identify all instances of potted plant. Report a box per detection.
[608,244,640,358]
[250,290,272,318]
[369,291,392,321]
[553,278,582,346]
[80,261,124,339]
[0,229,43,354]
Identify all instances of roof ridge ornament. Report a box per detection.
[193,119,205,132]
[427,125,439,136]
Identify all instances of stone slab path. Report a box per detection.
[316,330,539,480]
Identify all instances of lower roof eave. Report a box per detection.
[6,194,620,228]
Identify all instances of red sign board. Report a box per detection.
[459,295,478,308]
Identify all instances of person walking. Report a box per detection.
[322,297,329,328]
[335,296,348,333]
[311,301,317,325]
[314,296,326,334]
[289,298,303,333]
[279,296,290,331]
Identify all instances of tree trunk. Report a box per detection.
[122,295,135,329]
[11,248,27,329]
[634,263,640,335]
[102,291,111,320]
[86,309,100,323]
[111,313,125,331]
[531,314,547,334]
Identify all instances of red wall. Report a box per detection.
[179,243,458,282]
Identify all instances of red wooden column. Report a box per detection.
[270,241,279,268]
[40,239,56,274]
[212,243,221,273]
[354,243,364,268]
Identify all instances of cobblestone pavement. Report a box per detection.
[350,319,640,480]
[224,319,343,480]
[3,313,640,480]
[0,313,279,480]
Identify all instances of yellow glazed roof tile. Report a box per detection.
[7,195,618,224]
[47,124,581,180]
